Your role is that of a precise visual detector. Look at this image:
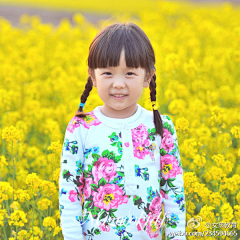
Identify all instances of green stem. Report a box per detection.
[32,188,34,240]
[15,225,18,240]
[5,199,10,217]
[11,141,15,204]
[3,213,8,240]
[216,122,219,153]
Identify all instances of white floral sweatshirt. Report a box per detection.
[59,103,186,240]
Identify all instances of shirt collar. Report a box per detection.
[93,103,146,129]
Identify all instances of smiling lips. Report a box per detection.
[111,94,128,97]
[111,95,127,97]
[111,94,128,99]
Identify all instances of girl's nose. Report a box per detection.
[112,77,126,87]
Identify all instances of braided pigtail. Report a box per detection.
[149,73,164,139]
[75,76,93,118]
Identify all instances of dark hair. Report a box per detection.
[75,22,163,139]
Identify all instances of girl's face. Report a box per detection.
[88,49,155,119]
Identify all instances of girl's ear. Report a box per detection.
[88,67,96,87]
[144,69,155,88]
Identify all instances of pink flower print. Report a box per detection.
[132,124,150,159]
[81,112,102,129]
[160,128,174,153]
[160,190,168,200]
[92,157,117,183]
[99,222,110,232]
[132,124,149,144]
[67,113,101,133]
[68,190,79,202]
[78,174,84,196]
[83,177,96,199]
[93,184,128,211]
[146,213,162,238]
[149,196,162,215]
[161,154,183,180]
[124,142,129,147]
[67,116,82,133]
[137,218,146,231]
[132,139,150,159]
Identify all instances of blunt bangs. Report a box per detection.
[88,23,155,75]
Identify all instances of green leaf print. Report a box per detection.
[163,121,174,135]
[92,153,100,162]
[99,211,108,220]
[160,178,166,187]
[148,127,156,141]
[110,142,117,146]
[168,179,176,188]
[98,177,107,187]
[160,148,167,156]
[90,183,98,192]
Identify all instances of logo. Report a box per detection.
[187,216,202,229]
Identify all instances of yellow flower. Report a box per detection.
[210,106,224,126]
[53,168,60,183]
[0,209,8,227]
[26,173,41,189]
[47,140,62,154]
[211,154,233,174]
[43,216,56,231]
[175,117,189,134]
[10,201,21,210]
[37,198,52,211]
[209,166,226,181]
[40,180,57,197]
[0,155,8,168]
[53,226,62,236]
[14,189,31,202]
[231,126,240,138]
[221,174,240,193]
[193,154,206,168]
[8,210,28,227]
[209,192,221,207]
[186,201,196,215]
[2,125,21,143]
[0,181,13,204]
[234,205,240,219]
[182,138,198,159]
[28,226,43,239]
[236,192,240,205]
[16,229,28,240]
[220,202,234,222]
[168,99,187,115]
[199,205,215,223]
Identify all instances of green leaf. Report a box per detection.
[151,128,156,134]
[92,154,100,162]
[110,211,116,218]
[88,165,93,172]
[99,211,107,220]
[98,177,107,187]
[90,183,98,192]
[116,171,124,177]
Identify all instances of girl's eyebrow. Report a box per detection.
[99,67,136,70]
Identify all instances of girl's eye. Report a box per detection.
[126,72,135,76]
[103,72,135,76]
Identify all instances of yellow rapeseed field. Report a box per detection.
[0,0,240,239]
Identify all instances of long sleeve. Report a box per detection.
[160,116,186,240]
[59,117,85,240]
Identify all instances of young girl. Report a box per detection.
[59,22,186,240]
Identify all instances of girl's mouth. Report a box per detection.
[110,95,128,100]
